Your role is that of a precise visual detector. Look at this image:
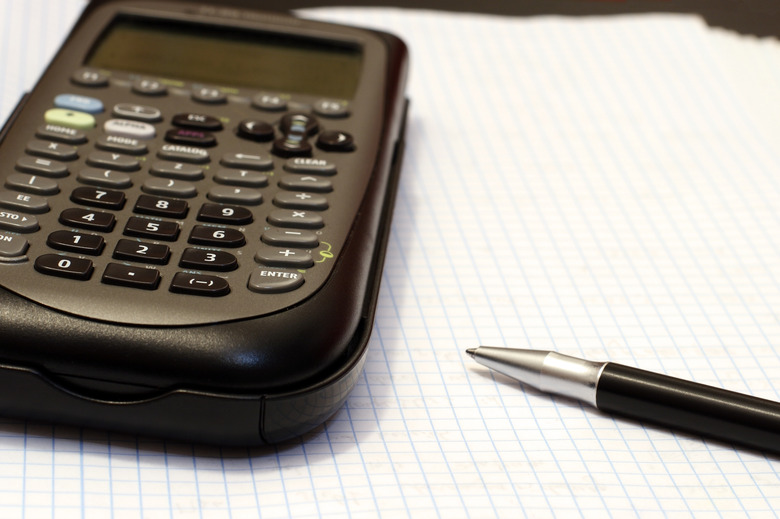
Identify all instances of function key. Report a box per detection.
[313,99,350,118]
[46,230,105,255]
[261,228,319,248]
[254,244,313,268]
[273,191,328,211]
[35,254,93,280]
[15,156,68,178]
[0,191,49,214]
[59,208,116,232]
[104,119,156,140]
[237,119,274,142]
[102,263,161,290]
[188,225,246,248]
[142,178,197,198]
[87,151,141,172]
[248,268,304,294]
[71,186,126,209]
[0,232,29,262]
[44,108,95,130]
[5,173,59,196]
[0,210,39,233]
[113,103,162,122]
[71,68,109,88]
[54,94,104,114]
[26,140,78,161]
[113,239,171,265]
[278,174,332,193]
[220,153,273,171]
[172,113,223,131]
[197,203,253,225]
[36,124,87,144]
[317,130,355,152]
[214,169,268,187]
[179,248,238,272]
[192,86,226,104]
[96,135,148,155]
[207,186,263,206]
[124,217,180,241]
[170,272,230,297]
[283,157,337,176]
[267,209,324,229]
[134,194,188,219]
[165,128,217,147]
[150,161,204,181]
[158,144,210,164]
[132,78,167,96]
[77,168,132,189]
[252,92,288,112]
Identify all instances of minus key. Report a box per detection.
[261,228,319,248]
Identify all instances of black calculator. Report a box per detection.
[0,0,408,444]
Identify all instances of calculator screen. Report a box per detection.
[85,16,363,99]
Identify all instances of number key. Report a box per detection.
[71,186,126,209]
[59,207,115,232]
[134,194,188,218]
[47,230,105,255]
[188,225,246,248]
[197,203,253,225]
[113,239,171,265]
[124,217,180,241]
[34,254,93,280]
[179,248,238,272]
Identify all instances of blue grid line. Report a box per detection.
[409,19,538,515]
[443,17,622,518]
[649,21,780,387]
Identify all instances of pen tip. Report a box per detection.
[465,348,478,358]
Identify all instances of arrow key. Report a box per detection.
[316,130,354,152]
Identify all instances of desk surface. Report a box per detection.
[1,1,780,517]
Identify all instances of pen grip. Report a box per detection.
[596,363,780,455]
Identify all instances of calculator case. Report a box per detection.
[0,0,408,444]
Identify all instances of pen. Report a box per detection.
[466,346,780,455]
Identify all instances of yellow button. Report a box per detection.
[44,108,96,130]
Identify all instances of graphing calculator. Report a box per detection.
[0,0,408,444]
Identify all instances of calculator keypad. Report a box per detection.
[0,65,370,325]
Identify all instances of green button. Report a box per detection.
[44,108,96,130]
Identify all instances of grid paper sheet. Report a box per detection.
[2,0,780,517]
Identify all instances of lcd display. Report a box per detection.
[86,16,363,99]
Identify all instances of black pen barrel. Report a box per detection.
[596,363,780,455]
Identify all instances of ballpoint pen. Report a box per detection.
[466,346,780,455]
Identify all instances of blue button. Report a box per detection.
[54,93,104,114]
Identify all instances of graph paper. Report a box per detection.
[1,0,780,517]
